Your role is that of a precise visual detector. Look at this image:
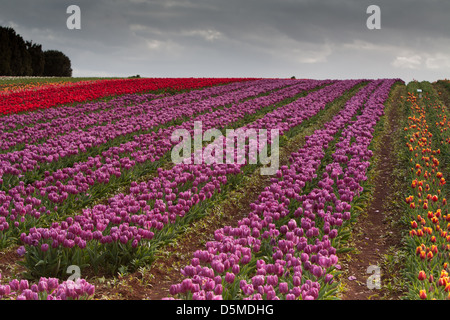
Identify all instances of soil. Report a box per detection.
[339,86,406,300]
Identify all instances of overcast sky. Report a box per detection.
[1,0,449,82]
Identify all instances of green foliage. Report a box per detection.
[26,41,45,76]
[0,26,72,77]
[43,50,72,77]
[0,26,32,76]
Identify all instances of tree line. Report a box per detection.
[0,26,72,77]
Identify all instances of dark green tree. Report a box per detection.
[0,26,73,77]
[0,27,13,75]
[26,41,45,76]
[6,27,32,76]
[43,50,72,77]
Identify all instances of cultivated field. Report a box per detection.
[0,77,448,300]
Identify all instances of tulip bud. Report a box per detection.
[225,272,235,284]
[279,282,289,294]
[16,246,26,257]
[19,279,29,291]
[312,265,323,278]
[286,293,296,300]
[419,289,427,300]
[325,274,334,284]
[214,284,223,295]
[418,271,426,281]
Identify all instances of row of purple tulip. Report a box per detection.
[0,273,95,300]
[16,79,364,277]
[0,93,164,151]
[164,79,399,300]
[0,79,257,131]
[0,79,291,178]
[0,79,329,243]
[0,79,277,151]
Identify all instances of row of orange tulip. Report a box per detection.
[404,85,449,300]
[0,79,100,95]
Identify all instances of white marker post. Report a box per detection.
[417,89,422,98]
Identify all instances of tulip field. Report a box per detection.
[0,76,448,300]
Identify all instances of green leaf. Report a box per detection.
[35,259,46,267]
[336,247,354,254]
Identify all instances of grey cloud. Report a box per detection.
[1,0,449,81]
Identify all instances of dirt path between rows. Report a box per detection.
[340,85,406,300]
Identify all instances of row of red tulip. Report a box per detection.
[0,78,253,115]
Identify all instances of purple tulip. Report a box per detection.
[19,279,29,291]
[279,282,289,294]
[286,293,296,300]
[214,284,223,295]
[225,272,235,284]
[16,246,26,257]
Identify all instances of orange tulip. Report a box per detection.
[419,290,427,299]
[418,271,427,281]
[445,283,450,293]
[416,246,422,254]
[420,250,426,260]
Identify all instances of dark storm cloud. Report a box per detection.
[1,0,449,81]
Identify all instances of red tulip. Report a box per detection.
[419,290,427,299]
[418,271,427,281]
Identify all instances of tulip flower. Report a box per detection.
[279,282,289,294]
[16,246,26,257]
[418,271,427,281]
[0,77,403,302]
[419,290,427,300]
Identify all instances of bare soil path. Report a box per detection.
[340,85,406,300]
